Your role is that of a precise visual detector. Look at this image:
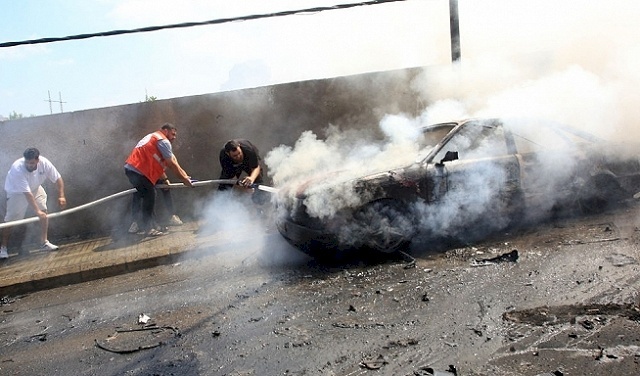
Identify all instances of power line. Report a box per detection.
[0,0,408,48]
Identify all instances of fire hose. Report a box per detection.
[0,179,278,230]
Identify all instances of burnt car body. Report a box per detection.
[275,118,640,257]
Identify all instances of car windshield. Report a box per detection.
[415,123,457,162]
[430,119,509,163]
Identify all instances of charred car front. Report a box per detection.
[275,118,640,258]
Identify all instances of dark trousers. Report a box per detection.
[125,169,156,232]
[157,186,174,215]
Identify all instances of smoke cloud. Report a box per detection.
[197,191,266,251]
[264,0,640,249]
[266,114,426,219]
[196,190,312,265]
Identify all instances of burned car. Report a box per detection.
[275,118,640,257]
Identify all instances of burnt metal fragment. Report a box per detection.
[359,354,388,370]
[472,250,518,266]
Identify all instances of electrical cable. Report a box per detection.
[0,0,408,48]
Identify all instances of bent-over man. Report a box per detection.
[218,139,268,204]
[1,147,66,259]
[124,123,193,237]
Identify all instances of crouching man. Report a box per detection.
[0,147,67,259]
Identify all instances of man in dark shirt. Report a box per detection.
[218,139,267,204]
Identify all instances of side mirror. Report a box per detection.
[439,151,459,165]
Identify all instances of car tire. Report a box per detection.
[352,200,415,253]
[577,173,626,214]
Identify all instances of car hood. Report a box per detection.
[275,164,415,220]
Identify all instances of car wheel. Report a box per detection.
[577,174,625,214]
[352,200,415,253]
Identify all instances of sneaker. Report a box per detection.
[168,215,183,226]
[146,228,165,237]
[0,246,8,259]
[40,241,59,251]
[128,222,139,233]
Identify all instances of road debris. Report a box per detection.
[359,354,388,370]
[412,364,458,375]
[138,313,151,324]
[1,295,16,306]
[397,250,416,268]
[534,371,563,376]
[503,303,640,325]
[471,250,518,266]
[561,237,622,245]
[605,253,637,267]
[27,333,47,342]
[95,325,180,354]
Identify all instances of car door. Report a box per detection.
[426,120,521,220]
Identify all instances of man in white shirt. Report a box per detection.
[0,148,66,259]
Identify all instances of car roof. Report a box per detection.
[415,117,604,164]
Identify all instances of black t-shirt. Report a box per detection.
[218,139,263,190]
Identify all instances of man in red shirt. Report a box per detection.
[124,123,193,236]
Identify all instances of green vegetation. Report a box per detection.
[9,111,24,119]
[143,93,158,102]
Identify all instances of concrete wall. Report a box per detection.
[0,67,424,246]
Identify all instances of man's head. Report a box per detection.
[160,123,178,142]
[23,147,40,172]
[224,140,244,163]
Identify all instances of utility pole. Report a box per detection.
[46,91,53,114]
[44,90,66,114]
[58,91,65,113]
[449,0,461,62]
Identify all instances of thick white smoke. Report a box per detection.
[210,66,639,254]
[264,0,640,247]
[197,190,267,256]
[265,114,428,219]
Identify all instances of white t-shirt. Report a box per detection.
[4,156,61,196]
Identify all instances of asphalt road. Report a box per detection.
[1,202,640,376]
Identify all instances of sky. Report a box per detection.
[1,0,639,128]
[0,0,450,118]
